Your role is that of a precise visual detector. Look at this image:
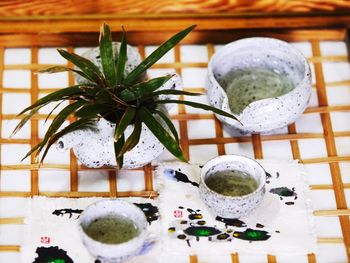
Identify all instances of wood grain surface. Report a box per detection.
[0,1,349,33]
[1,0,350,17]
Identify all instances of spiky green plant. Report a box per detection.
[13,23,238,168]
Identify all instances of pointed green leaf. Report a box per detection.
[155,109,179,144]
[12,106,41,136]
[38,66,95,83]
[44,101,64,124]
[94,88,129,107]
[118,120,141,156]
[119,75,172,102]
[17,85,84,116]
[114,107,136,141]
[21,141,43,162]
[140,89,202,101]
[116,28,127,84]
[57,49,106,87]
[75,103,110,118]
[114,134,125,168]
[95,89,115,104]
[106,90,130,107]
[99,23,117,86]
[38,100,87,155]
[138,106,187,162]
[156,99,240,122]
[123,25,196,85]
[39,118,96,165]
[45,100,87,139]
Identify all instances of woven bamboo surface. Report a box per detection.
[0,28,350,262]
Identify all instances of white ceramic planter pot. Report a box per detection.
[57,43,183,168]
[206,37,312,133]
[58,117,166,169]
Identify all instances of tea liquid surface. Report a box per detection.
[84,215,139,244]
[223,68,294,114]
[205,170,258,196]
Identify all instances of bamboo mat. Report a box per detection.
[0,29,350,262]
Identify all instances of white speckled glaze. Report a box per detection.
[199,155,266,218]
[79,199,148,263]
[57,115,167,169]
[206,37,312,133]
[57,43,183,169]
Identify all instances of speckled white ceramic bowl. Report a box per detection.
[206,37,312,133]
[199,155,266,219]
[79,199,148,263]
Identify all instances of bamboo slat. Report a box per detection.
[189,255,198,263]
[30,47,39,196]
[0,191,158,198]
[4,102,349,121]
[0,29,346,48]
[314,209,350,217]
[312,40,350,260]
[308,253,317,263]
[0,27,350,262]
[0,245,20,252]
[66,46,79,193]
[231,253,239,263]
[208,43,226,157]
[0,217,24,224]
[1,54,348,70]
[109,171,117,198]
[175,45,190,160]
[0,47,3,200]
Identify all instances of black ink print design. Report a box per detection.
[33,246,73,263]
[270,187,297,205]
[134,203,159,224]
[164,168,199,187]
[52,209,83,219]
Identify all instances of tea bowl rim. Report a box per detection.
[199,154,266,200]
[78,199,148,251]
[207,37,311,120]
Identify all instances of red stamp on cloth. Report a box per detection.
[40,236,51,244]
[173,210,183,218]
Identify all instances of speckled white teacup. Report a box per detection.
[79,199,148,263]
[206,37,312,133]
[199,155,266,219]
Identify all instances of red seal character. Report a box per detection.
[40,236,51,244]
[173,210,183,218]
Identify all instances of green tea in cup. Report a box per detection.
[205,169,258,197]
[83,215,139,244]
[79,199,148,262]
[199,155,266,218]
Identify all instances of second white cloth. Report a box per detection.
[157,160,317,256]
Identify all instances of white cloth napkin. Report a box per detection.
[21,197,161,263]
[157,160,317,256]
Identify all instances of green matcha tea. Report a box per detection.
[84,215,139,244]
[205,170,258,196]
[223,68,294,114]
